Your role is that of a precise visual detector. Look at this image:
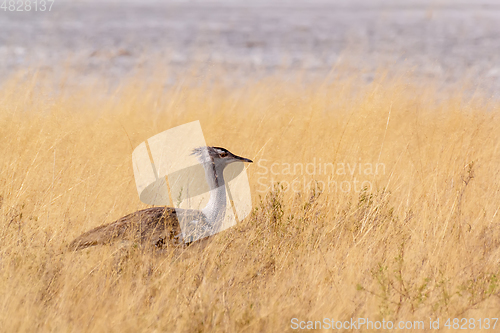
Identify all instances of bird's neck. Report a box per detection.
[201,161,227,228]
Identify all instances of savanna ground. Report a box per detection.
[1,67,500,332]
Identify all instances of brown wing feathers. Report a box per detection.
[68,207,182,250]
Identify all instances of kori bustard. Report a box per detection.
[69,146,252,250]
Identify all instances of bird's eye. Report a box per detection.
[220,152,228,157]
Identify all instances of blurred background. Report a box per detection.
[1,0,499,95]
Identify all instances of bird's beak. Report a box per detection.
[234,155,253,163]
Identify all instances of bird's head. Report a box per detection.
[192,146,253,168]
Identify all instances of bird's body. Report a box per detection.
[69,146,252,250]
[69,207,181,250]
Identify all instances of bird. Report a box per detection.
[68,146,253,250]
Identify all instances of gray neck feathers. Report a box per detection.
[198,149,227,229]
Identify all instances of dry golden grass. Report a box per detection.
[1,68,500,332]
